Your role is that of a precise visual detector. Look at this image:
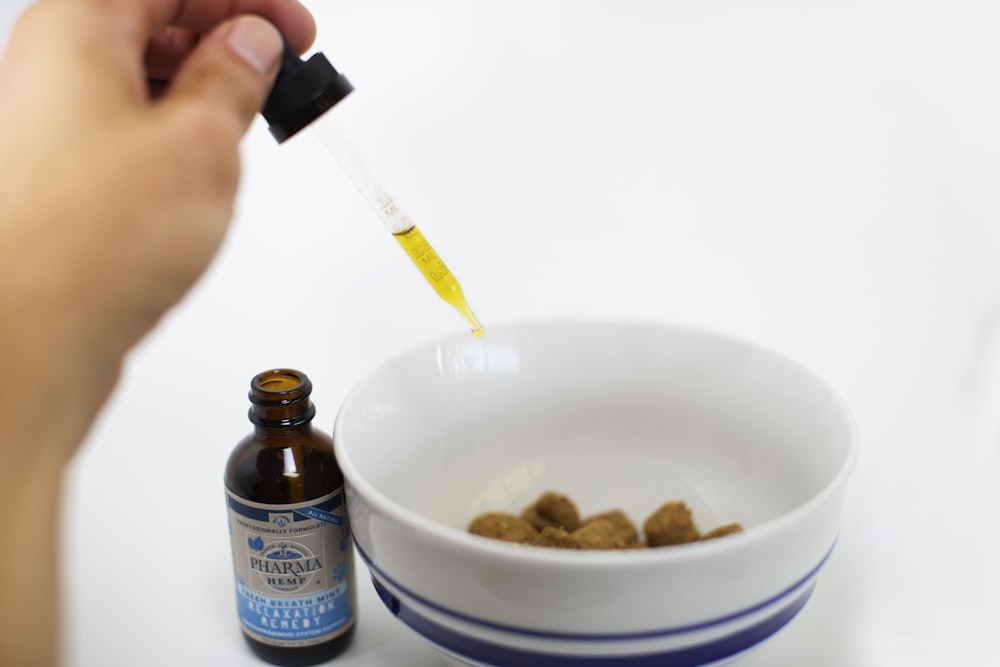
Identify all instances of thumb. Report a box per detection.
[165,15,283,135]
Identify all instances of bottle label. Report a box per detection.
[225,488,355,647]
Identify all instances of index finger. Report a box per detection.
[143,0,316,53]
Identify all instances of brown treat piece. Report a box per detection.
[468,512,538,543]
[701,523,744,541]
[624,540,649,549]
[531,526,581,549]
[522,492,580,532]
[573,519,630,550]
[582,510,639,546]
[643,501,700,547]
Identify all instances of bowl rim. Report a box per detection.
[332,317,860,569]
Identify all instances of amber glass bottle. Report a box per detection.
[225,369,356,666]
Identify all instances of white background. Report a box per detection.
[3,1,1000,665]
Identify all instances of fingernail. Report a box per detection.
[227,16,282,74]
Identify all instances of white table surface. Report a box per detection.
[3,1,1000,665]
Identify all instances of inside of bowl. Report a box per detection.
[336,321,856,537]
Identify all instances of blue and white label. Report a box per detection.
[226,488,356,647]
[236,580,353,642]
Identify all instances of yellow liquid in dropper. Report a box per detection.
[393,225,483,337]
[309,119,482,336]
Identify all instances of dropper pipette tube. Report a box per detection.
[260,44,482,337]
[312,120,483,337]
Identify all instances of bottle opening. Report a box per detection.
[257,371,303,393]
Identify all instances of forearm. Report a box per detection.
[0,450,68,667]
[0,288,125,667]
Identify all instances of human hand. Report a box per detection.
[0,0,316,457]
[0,6,319,662]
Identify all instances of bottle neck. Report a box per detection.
[252,421,315,439]
[248,402,316,428]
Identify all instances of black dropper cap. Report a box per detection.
[262,43,354,143]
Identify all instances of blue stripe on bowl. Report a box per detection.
[371,575,815,667]
[354,539,833,642]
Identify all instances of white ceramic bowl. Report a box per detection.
[333,320,858,667]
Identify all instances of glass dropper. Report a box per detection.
[260,45,482,338]
[311,120,482,337]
